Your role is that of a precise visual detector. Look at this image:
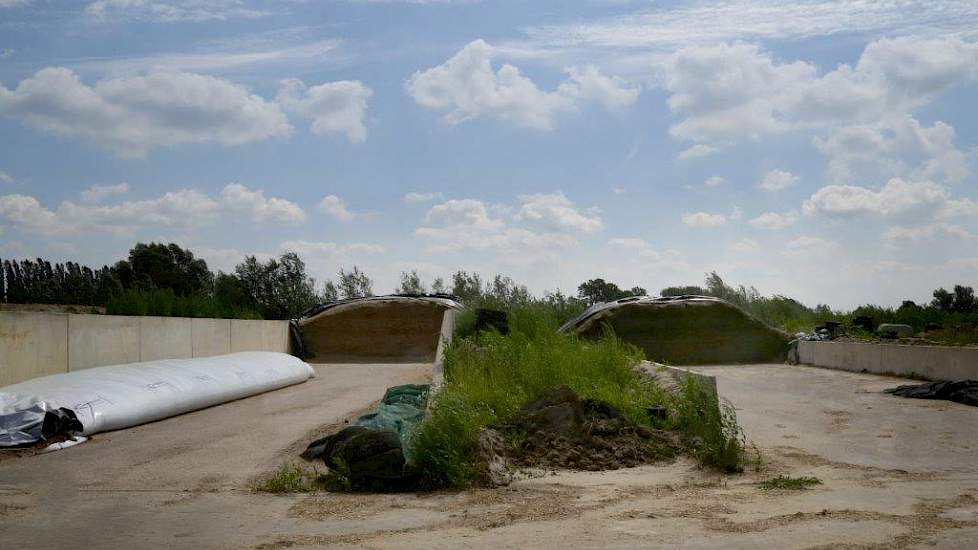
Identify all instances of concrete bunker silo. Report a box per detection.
[560,295,790,365]
[296,295,462,363]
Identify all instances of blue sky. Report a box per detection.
[1,0,977,309]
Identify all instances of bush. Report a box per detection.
[106,288,262,319]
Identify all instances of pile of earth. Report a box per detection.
[479,386,680,484]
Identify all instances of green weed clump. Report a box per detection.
[106,288,262,319]
[255,463,323,493]
[666,377,747,473]
[759,475,822,490]
[411,304,748,489]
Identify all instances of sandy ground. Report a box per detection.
[1,363,977,549]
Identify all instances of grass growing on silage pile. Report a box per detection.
[411,305,748,489]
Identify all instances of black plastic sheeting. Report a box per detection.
[884,380,978,407]
[0,404,83,447]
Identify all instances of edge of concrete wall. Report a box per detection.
[635,361,720,416]
[797,340,978,381]
[431,309,456,390]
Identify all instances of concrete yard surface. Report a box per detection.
[2,364,977,549]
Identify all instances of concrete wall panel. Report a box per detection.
[139,317,192,361]
[1,311,295,386]
[68,314,140,371]
[230,319,265,352]
[798,340,978,381]
[261,321,289,353]
[0,312,68,386]
[192,318,231,358]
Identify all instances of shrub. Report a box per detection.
[106,288,262,319]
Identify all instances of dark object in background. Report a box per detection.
[885,380,978,407]
[925,322,944,332]
[475,308,510,335]
[853,316,875,332]
[815,321,842,338]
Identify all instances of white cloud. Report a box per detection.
[748,211,798,230]
[883,222,974,246]
[677,144,717,160]
[1,184,310,237]
[318,195,357,222]
[0,189,220,236]
[72,39,344,75]
[415,195,600,255]
[611,187,626,194]
[802,178,951,219]
[403,191,445,204]
[81,182,130,203]
[728,238,761,253]
[0,0,28,7]
[0,171,14,184]
[0,49,14,59]
[559,65,640,110]
[814,115,973,184]
[757,169,799,191]
[280,239,385,259]
[607,237,661,259]
[783,235,841,258]
[407,39,636,130]
[85,0,268,23]
[423,199,503,231]
[681,211,726,228]
[276,79,372,143]
[0,68,291,158]
[521,1,978,53]
[664,37,978,148]
[219,183,305,224]
[514,191,603,234]
[703,176,726,188]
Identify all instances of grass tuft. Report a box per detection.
[759,475,822,490]
[255,463,324,493]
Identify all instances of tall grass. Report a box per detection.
[106,288,262,319]
[411,304,745,488]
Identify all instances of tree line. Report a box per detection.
[0,243,380,320]
[3,243,975,338]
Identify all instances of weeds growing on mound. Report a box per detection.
[410,304,748,489]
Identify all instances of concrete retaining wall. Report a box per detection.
[0,311,291,386]
[797,340,978,381]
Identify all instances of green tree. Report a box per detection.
[431,277,447,294]
[396,270,426,294]
[577,278,644,305]
[337,266,373,299]
[234,252,319,319]
[932,288,954,312]
[114,242,213,295]
[451,271,483,305]
[952,285,976,313]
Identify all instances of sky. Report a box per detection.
[1,0,977,309]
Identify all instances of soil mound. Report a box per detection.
[483,386,679,482]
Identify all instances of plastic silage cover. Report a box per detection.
[0,352,314,442]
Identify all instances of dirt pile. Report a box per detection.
[480,386,679,484]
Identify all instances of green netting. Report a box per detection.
[353,384,430,462]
